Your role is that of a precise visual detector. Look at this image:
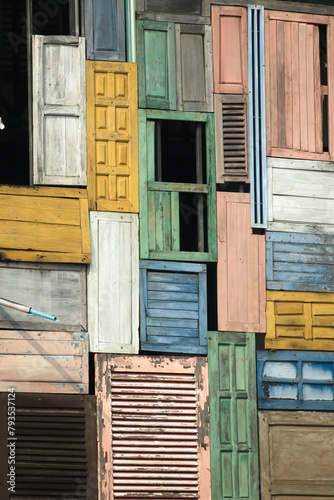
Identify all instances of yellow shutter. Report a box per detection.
[86,61,139,212]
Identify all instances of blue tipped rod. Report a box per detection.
[0,297,59,322]
[30,309,59,322]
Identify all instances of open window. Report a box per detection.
[139,109,217,262]
[0,0,85,187]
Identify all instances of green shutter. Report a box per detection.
[208,331,259,500]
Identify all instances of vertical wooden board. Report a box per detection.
[32,36,86,186]
[266,290,334,350]
[140,260,208,354]
[212,6,248,94]
[137,20,176,110]
[88,212,139,353]
[209,331,259,500]
[85,0,126,61]
[217,193,266,333]
[266,231,334,292]
[0,331,88,393]
[86,61,139,212]
[176,24,213,112]
[267,157,334,234]
[0,261,86,331]
[95,354,210,500]
[259,411,334,499]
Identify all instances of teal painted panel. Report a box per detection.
[137,20,176,109]
[208,331,259,500]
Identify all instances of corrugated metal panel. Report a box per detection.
[0,394,97,499]
[217,192,266,333]
[266,290,334,350]
[266,231,334,292]
[86,61,139,212]
[257,350,334,410]
[248,5,267,228]
[95,355,210,500]
[140,260,207,354]
[259,411,334,499]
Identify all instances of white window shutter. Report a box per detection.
[32,35,87,186]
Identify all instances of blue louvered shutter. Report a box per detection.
[140,260,207,354]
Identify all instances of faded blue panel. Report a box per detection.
[140,260,207,354]
[266,231,334,292]
[248,5,267,229]
[86,0,126,61]
[257,351,334,410]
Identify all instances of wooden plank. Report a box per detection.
[86,61,139,212]
[88,213,139,353]
[217,193,266,332]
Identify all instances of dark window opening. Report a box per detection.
[179,192,208,253]
[154,120,206,184]
[320,24,328,153]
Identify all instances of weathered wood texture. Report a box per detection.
[217,193,266,333]
[266,290,334,350]
[139,109,217,262]
[0,262,87,331]
[212,6,248,94]
[215,94,249,182]
[85,0,126,61]
[95,354,210,500]
[140,260,207,353]
[0,393,97,499]
[257,350,334,410]
[248,5,267,228]
[267,157,334,234]
[175,24,213,112]
[0,331,88,393]
[32,36,87,186]
[259,411,334,499]
[265,11,334,161]
[0,186,90,263]
[209,331,259,500]
[86,61,139,212]
[207,0,334,16]
[136,0,210,23]
[266,231,334,292]
[88,212,139,353]
[137,20,177,109]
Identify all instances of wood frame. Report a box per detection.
[136,0,210,24]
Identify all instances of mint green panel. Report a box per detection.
[137,20,176,110]
[208,331,259,500]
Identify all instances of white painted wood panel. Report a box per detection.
[88,212,139,353]
[33,35,87,186]
[268,157,334,234]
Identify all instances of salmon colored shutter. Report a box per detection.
[96,355,210,500]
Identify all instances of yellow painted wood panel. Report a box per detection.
[0,186,91,263]
[266,290,334,350]
[87,61,139,212]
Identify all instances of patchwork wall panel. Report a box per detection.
[266,290,334,350]
[136,0,210,23]
[88,212,139,353]
[0,186,91,263]
[85,0,126,61]
[140,260,207,353]
[265,11,334,161]
[0,262,87,331]
[33,36,87,186]
[266,231,334,292]
[217,193,266,333]
[268,157,334,234]
[95,354,210,500]
[257,350,334,410]
[137,20,177,110]
[212,6,248,94]
[0,331,88,393]
[208,331,259,500]
[86,61,139,212]
[259,411,334,499]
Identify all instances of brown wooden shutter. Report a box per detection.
[96,355,210,499]
[215,94,248,183]
[0,394,97,499]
